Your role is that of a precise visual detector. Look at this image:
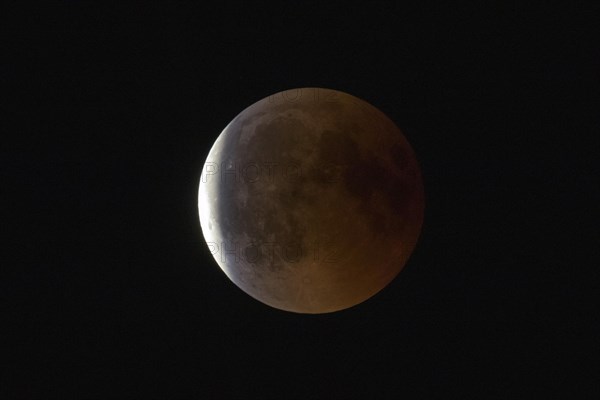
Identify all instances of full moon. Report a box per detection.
[198,88,424,313]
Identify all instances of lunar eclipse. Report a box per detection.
[199,88,424,313]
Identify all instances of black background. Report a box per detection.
[3,3,598,398]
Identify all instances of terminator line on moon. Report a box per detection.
[198,88,424,313]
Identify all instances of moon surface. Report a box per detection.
[198,88,424,313]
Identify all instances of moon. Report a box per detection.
[198,88,424,313]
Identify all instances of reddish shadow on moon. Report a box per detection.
[199,87,424,313]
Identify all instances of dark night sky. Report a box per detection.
[3,3,598,398]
